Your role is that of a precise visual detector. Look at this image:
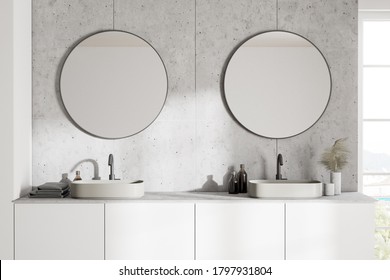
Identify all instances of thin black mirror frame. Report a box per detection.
[58,30,169,140]
[222,30,332,139]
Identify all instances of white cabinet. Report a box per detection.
[105,203,194,259]
[14,195,375,260]
[15,203,104,260]
[286,202,375,260]
[196,203,285,260]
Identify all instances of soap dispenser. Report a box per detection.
[228,171,239,194]
[73,171,82,181]
[236,164,248,193]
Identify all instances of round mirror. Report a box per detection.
[60,31,168,139]
[224,31,331,139]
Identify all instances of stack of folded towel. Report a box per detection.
[29,182,70,198]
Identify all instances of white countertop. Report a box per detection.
[14,191,376,204]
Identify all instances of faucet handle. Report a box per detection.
[108,154,114,165]
[276,153,287,180]
[108,154,121,180]
[108,154,115,180]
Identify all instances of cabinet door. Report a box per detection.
[286,203,375,260]
[105,203,194,260]
[196,203,284,260]
[15,203,104,260]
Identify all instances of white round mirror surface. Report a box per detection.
[224,31,331,139]
[60,31,168,139]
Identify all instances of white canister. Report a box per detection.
[325,183,335,196]
[330,172,341,195]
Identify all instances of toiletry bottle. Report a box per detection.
[73,171,82,181]
[228,171,239,194]
[236,164,248,193]
[60,173,72,186]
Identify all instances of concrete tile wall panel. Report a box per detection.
[113,0,196,191]
[32,0,115,185]
[195,0,277,189]
[278,0,358,191]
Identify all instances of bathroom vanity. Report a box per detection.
[21,18,365,261]
[14,192,375,260]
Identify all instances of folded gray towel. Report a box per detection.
[29,189,70,198]
[33,190,69,196]
[35,186,70,193]
[37,182,69,191]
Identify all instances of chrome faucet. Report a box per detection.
[276,153,286,180]
[108,154,115,180]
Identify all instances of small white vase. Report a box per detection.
[330,172,341,195]
[325,183,335,196]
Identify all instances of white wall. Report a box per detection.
[13,0,32,199]
[0,0,31,260]
[0,0,15,260]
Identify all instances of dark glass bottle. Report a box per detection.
[228,171,239,194]
[73,170,82,181]
[237,164,248,193]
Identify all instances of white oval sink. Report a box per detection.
[248,180,323,199]
[70,180,144,199]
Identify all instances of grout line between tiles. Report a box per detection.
[195,0,198,191]
[276,0,279,30]
[112,0,115,30]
